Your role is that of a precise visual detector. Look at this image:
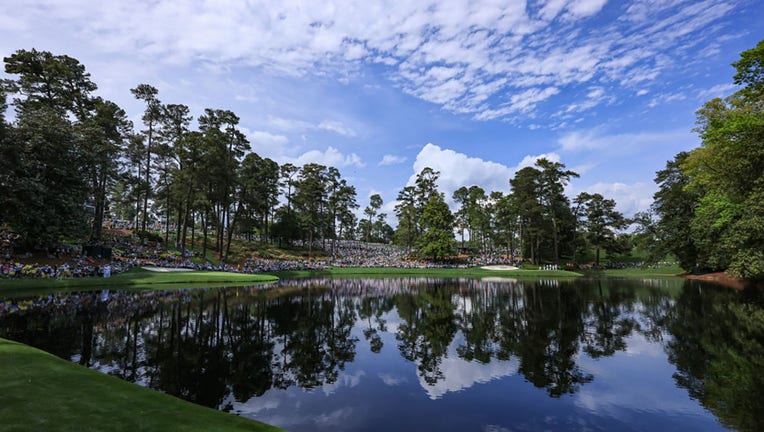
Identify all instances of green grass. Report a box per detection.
[584,265,684,277]
[267,266,583,279]
[0,268,278,298]
[0,338,282,432]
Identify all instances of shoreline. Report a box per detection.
[679,271,749,290]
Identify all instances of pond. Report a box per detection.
[1,277,763,432]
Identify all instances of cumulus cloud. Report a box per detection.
[405,142,656,216]
[246,130,290,159]
[247,125,365,168]
[515,152,562,169]
[414,332,519,400]
[409,144,514,200]
[288,146,365,169]
[408,144,561,206]
[2,0,740,121]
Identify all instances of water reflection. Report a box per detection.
[1,277,763,431]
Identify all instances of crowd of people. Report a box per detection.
[1,223,667,281]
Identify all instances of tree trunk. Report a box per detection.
[190,211,195,254]
[142,122,153,233]
[224,203,242,263]
[202,209,208,261]
[551,215,559,265]
[175,203,183,249]
[164,173,171,245]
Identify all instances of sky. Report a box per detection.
[2,0,762,219]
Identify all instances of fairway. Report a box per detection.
[0,268,278,298]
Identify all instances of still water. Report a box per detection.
[1,277,763,432]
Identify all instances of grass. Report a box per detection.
[585,264,684,277]
[0,338,282,432]
[1,265,688,299]
[0,268,278,298]
[268,266,583,279]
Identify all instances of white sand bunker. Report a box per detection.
[142,266,194,272]
[481,265,519,271]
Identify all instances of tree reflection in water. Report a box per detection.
[1,277,762,431]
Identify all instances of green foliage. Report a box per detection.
[574,192,627,266]
[666,287,764,432]
[653,39,764,279]
[135,229,164,244]
[733,38,764,98]
[416,192,456,261]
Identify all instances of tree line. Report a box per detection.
[9,43,761,275]
[393,163,627,265]
[0,48,631,265]
[0,49,379,263]
[634,39,764,280]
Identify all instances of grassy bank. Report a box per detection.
[269,266,583,279]
[1,265,689,299]
[585,265,684,277]
[0,268,278,298]
[0,338,282,432]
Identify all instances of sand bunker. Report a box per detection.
[481,265,519,271]
[142,267,194,272]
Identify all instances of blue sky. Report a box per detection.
[2,0,762,218]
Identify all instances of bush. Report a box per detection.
[135,230,163,244]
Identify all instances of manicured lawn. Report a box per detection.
[587,265,684,277]
[269,266,583,279]
[0,268,278,298]
[0,338,282,432]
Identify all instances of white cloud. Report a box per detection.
[515,152,562,169]
[378,373,407,386]
[318,120,357,137]
[315,407,358,427]
[537,0,609,21]
[288,146,366,169]
[696,83,738,100]
[3,0,740,121]
[647,91,687,108]
[246,130,290,159]
[415,332,519,400]
[570,181,656,216]
[566,0,609,19]
[474,87,561,120]
[408,144,563,206]
[322,371,365,396]
[557,128,692,153]
[379,154,407,166]
[265,116,358,138]
[409,144,515,201]
[268,115,314,132]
